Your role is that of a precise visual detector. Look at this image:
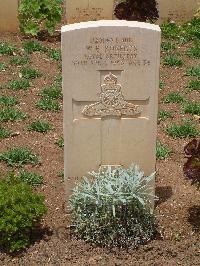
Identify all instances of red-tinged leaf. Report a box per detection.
[183,156,200,182]
[184,139,198,156]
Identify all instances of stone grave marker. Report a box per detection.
[0,0,19,32]
[66,0,114,24]
[62,21,161,207]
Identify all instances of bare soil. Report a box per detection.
[0,31,200,265]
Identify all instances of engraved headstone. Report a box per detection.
[66,0,114,24]
[0,0,19,32]
[62,21,161,207]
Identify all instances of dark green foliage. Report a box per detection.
[19,0,63,36]
[161,42,176,52]
[6,171,44,187]
[27,120,52,133]
[40,85,62,99]
[0,127,11,139]
[0,95,19,106]
[55,137,64,148]
[166,120,199,138]
[8,79,31,90]
[163,92,185,103]
[156,141,171,160]
[158,110,173,123]
[21,67,42,79]
[0,147,39,167]
[163,55,183,67]
[48,48,61,61]
[187,79,200,91]
[10,55,29,65]
[0,42,16,55]
[0,108,26,122]
[186,65,200,77]
[0,178,47,252]
[22,40,47,53]
[183,102,200,116]
[70,165,156,248]
[36,98,61,111]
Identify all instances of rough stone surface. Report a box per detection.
[0,0,19,32]
[62,21,161,206]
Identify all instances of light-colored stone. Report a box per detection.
[66,0,114,24]
[62,21,161,207]
[157,0,200,23]
[0,0,19,32]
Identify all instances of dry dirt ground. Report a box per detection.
[0,27,200,265]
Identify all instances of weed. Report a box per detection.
[0,127,11,139]
[163,92,185,103]
[0,42,16,55]
[166,120,198,138]
[55,137,64,148]
[36,98,61,111]
[0,63,6,71]
[0,107,26,122]
[186,44,200,59]
[27,120,52,133]
[8,79,31,90]
[48,48,61,61]
[159,80,164,90]
[161,42,176,52]
[10,55,29,65]
[183,102,200,116]
[0,95,19,106]
[186,65,200,77]
[156,141,171,160]
[22,40,47,54]
[158,110,173,123]
[40,85,62,99]
[161,23,180,39]
[6,171,43,187]
[163,54,183,67]
[21,67,41,79]
[0,147,39,167]
[187,79,200,91]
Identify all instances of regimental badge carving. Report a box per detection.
[82,72,142,117]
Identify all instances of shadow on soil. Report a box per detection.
[155,186,173,206]
[188,205,200,232]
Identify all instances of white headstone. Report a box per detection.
[62,21,161,207]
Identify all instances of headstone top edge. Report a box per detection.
[61,20,161,33]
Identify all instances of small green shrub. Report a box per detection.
[0,42,16,55]
[163,92,185,103]
[0,178,47,252]
[0,147,39,167]
[186,65,200,77]
[70,165,156,248]
[156,141,171,160]
[55,137,64,148]
[161,42,176,52]
[36,98,61,111]
[0,127,11,139]
[22,40,47,54]
[10,55,29,65]
[158,110,173,123]
[166,120,198,138]
[8,79,31,90]
[48,48,61,61]
[21,67,41,79]
[0,95,19,106]
[40,85,62,99]
[187,79,200,91]
[183,102,200,116]
[6,171,44,187]
[27,120,52,133]
[163,55,183,67]
[19,0,63,36]
[0,108,26,122]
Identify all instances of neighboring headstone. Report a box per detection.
[157,0,199,23]
[62,21,161,207]
[0,0,19,32]
[66,0,114,24]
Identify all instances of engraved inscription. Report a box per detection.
[82,73,142,117]
[70,7,105,23]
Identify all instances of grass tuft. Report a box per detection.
[21,67,42,79]
[27,120,52,133]
[186,65,200,77]
[36,98,61,111]
[156,141,171,160]
[0,127,11,139]
[163,54,183,67]
[161,42,176,52]
[40,85,62,99]
[183,102,200,116]
[10,55,29,65]
[22,40,47,54]
[48,48,61,61]
[158,110,173,123]
[55,137,64,148]
[166,120,198,138]
[187,79,200,91]
[6,171,43,187]
[0,63,6,71]
[0,107,26,122]
[8,79,31,90]
[0,95,19,106]
[0,42,16,55]
[186,44,200,59]
[163,92,185,103]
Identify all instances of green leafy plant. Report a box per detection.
[10,55,30,65]
[70,165,157,248]
[48,48,61,61]
[163,54,183,67]
[8,79,31,90]
[27,119,52,133]
[186,65,200,77]
[19,0,63,36]
[55,137,64,148]
[161,42,176,52]
[6,171,44,187]
[21,67,42,79]
[0,127,11,139]
[0,178,47,252]
[0,108,26,122]
[0,147,39,167]
[54,74,62,85]
[159,80,164,90]
[187,79,200,91]
[183,102,200,116]
[166,120,199,138]
[0,95,19,106]
[22,40,47,54]
[163,92,185,104]
[186,43,200,59]
[158,110,173,123]
[36,98,61,111]
[156,141,171,160]
[40,85,62,99]
[161,23,180,39]
[0,42,16,55]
